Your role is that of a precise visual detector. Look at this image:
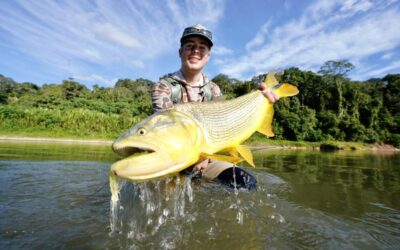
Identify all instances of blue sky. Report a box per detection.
[1,0,399,87]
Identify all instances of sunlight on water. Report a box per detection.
[1,142,399,249]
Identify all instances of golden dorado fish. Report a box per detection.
[110,72,299,181]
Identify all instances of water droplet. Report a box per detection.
[270,212,285,223]
[237,210,244,224]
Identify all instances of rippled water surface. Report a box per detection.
[0,141,399,249]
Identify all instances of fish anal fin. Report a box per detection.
[258,105,275,137]
[227,148,239,158]
[235,145,255,167]
[201,153,243,164]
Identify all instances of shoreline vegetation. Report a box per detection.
[1,134,398,152]
[1,61,399,150]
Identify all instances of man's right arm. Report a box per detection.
[151,80,174,113]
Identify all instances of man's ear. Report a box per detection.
[205,50,211,62]
[178,48,183,58]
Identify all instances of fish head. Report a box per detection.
[111,110,204,181]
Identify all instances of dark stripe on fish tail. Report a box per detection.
[272,82,283,90]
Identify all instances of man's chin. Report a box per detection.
[186,63,203,71]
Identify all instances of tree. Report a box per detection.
[0,74,17,94]
[212,74,235,98]
[318,60,355,118]
[115,78,152,94]
[61,80,89,100]
[383,74,400,115]
[318,60,354,77]
[13,82,39,96]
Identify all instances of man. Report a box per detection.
[151,25,279,189]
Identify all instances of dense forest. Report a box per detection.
[0,60,399,147]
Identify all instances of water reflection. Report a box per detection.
[254,149,400,248]
[254,150,400,213]
[0,141,399,249]
[0,141,118,162]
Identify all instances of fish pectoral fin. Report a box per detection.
[201,153,243,164]
[258,105,275,137]
[235,144,255,167]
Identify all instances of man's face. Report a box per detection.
[179,36,211,73]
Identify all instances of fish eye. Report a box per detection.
[137,128,146,135]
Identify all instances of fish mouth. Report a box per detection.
[110,135,197,181]
[110,141,170,180]
[112,144,156,158]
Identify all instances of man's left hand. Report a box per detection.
[259,82,279,103]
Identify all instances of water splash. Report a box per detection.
[109,173,125,233]
[108,170,286,248]
[232,164,244,224]
[109,174,197,240]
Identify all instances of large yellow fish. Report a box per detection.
[110,72,299,181]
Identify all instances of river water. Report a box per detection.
[0,141,399,249]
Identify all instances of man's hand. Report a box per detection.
[259,82,279,103]
[194,158,210,171]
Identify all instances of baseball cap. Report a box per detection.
[180,24,213,47]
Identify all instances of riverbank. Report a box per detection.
[0,135,113,144]
[1,134,398,151]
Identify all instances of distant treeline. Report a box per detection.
[0,60,399,146]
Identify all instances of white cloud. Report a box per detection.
[219,0,400,79]
[130,60,145,68]
[74,74,118,87]
[245,22,271,51]
[93,22,143,49]
[0,0,226,84]
[340,0,373,13]
[355,60,400,79]
[381,52,394,60]
[212,46,234,56]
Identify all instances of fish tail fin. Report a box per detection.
[264,71,299,98]
[273,83,299,97]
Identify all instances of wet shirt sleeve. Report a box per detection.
[151,80,174,113]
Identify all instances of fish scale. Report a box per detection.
[174,91,266,152]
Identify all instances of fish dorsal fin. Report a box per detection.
[200,153,243,164]
[265,71,279,88]
[235,144,255,167]
[257,105,274,137]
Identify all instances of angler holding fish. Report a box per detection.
[111,25,298,189]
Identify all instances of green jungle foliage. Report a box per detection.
[1,60,399,147]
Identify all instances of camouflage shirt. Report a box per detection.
[151,70,222,113]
